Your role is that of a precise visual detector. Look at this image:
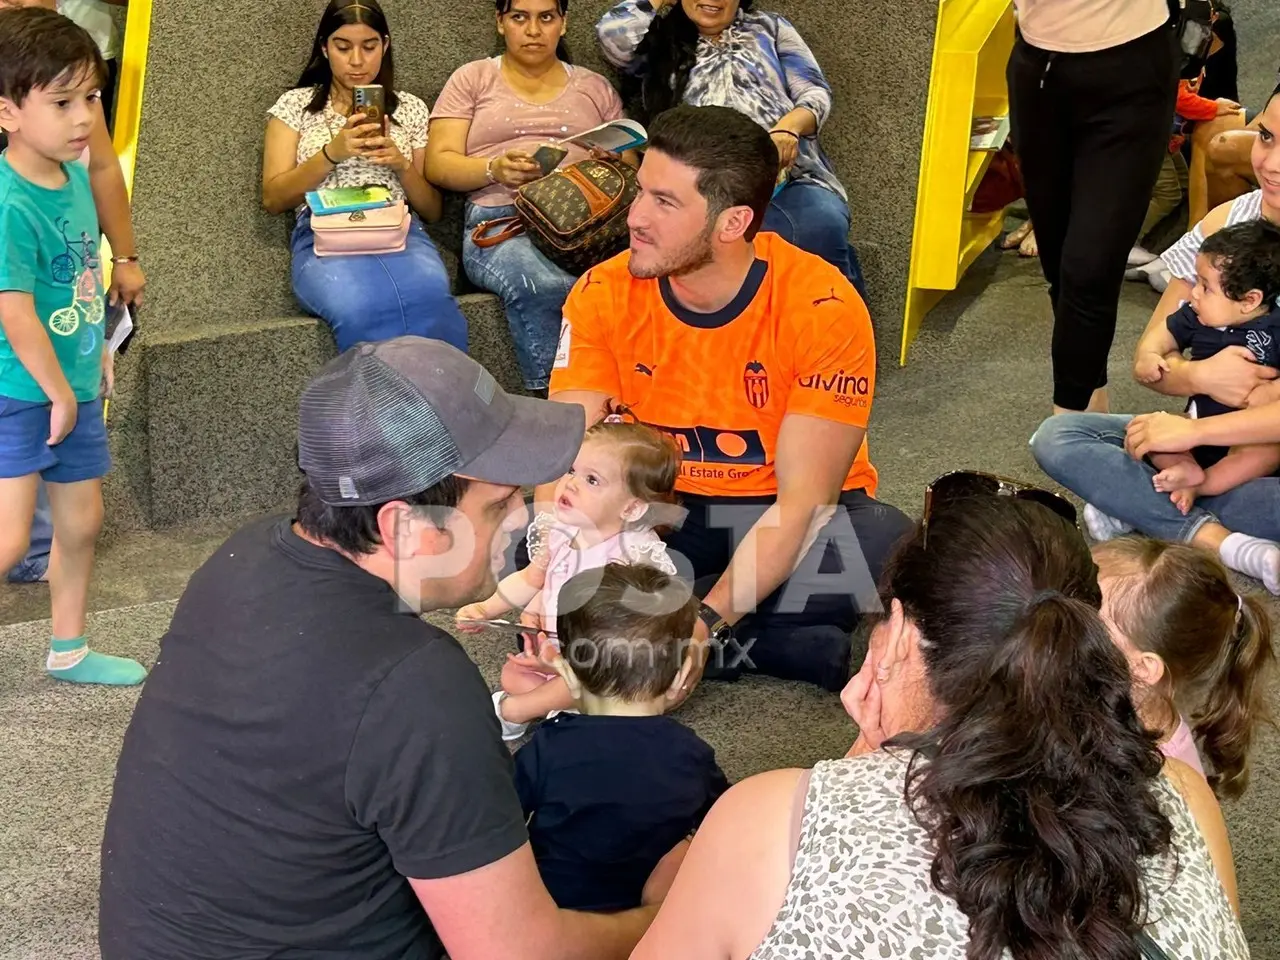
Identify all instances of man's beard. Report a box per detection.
[629,225,715,280]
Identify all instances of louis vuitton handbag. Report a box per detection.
[471,157,638,276]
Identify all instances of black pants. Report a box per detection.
[101,58,120,134]
[663,489,913,691]
[1008,24,1178,411]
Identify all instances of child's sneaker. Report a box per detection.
[492,691,529,741]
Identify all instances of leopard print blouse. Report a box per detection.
[750,752,1249,960]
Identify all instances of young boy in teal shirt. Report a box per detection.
[0,6,145,684]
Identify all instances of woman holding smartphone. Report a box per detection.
[427,0,633,395]
[262,0,465,354]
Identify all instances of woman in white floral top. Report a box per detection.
[262,0,465,354]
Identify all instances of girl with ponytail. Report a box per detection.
[1095,537,1276,798]
[630,495,1249,960]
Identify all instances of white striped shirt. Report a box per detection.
[1161,190,1266,282]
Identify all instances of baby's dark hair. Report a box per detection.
[556,562,697,701]
[1094,537,1276,798]
[584,402,681,524]
[0,7,105,108]
[1198,220,1280,307]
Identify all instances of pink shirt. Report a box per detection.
[429,57,624,207]
[526,512,676,632]
[1161,717,1206,777]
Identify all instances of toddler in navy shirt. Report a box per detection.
[1133,219,1280,515]
[514,561,729,912]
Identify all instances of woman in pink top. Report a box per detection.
[426,0,635,394]
[1093,536,1275,798]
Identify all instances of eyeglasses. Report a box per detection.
[922,470,1077,547]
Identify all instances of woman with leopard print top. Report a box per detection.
[631,494,1249,960]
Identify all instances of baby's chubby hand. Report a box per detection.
[1134,353,1170,384]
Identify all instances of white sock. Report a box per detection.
[1083,504,1134,542]
[1128,245,1157,267]
[1219,532,1280,595]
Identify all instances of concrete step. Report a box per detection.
[103,292,518,533]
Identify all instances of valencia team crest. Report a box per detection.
[743,360,769,409]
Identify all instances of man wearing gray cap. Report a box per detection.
[99,339,658,959]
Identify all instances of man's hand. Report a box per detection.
[1190,346,1277,408]
[665,619,709,711]
[1134,352,1170,384]
[107,261,145,307]
[1216,97,1244,117]
[1125,411,1202,459]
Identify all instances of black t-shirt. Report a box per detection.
[515,713,729,911]
[99,517,528,960]
[1168,301,1280,419]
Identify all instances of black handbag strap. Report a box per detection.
[1135,929,1173,960]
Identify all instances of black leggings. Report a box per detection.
[1008,24,1178,411]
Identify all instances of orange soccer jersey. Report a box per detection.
[549,233,879,499]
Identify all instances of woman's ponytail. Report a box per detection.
[884,499,1173,960]
[1194,592,1276,798]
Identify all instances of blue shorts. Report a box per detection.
[0,395,110,483]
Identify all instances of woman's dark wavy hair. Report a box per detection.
[297,0,399,118]
[495,0,572,64]
[633,0,753,122]
[883,496,1174,960]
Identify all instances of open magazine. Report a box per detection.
[564,118,648,153]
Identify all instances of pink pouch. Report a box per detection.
[311,201,410,257]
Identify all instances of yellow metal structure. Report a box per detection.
[100,0,151,277]
[901,0,1016,364]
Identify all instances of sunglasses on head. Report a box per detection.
[922,470,1078,547]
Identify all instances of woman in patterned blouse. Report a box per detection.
[597,0,864,300]
[262,0,466,354]
[630,495,1248,960]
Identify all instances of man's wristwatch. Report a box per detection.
[697,602,733,648]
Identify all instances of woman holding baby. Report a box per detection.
[1033,82,1280,594]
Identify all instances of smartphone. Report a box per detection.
[353,84,386,133]
[532,143,569,176]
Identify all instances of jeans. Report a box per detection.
[1008,25,1178,410]
[7,480,51,583]
[462,203,576,392]
[664,489,914,690]
[1030,413,1280,542]
[762,181,867,303]
[291,212,467,355]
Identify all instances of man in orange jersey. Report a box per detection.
[545,104,911,693]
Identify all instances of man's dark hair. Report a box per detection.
[0,7,106,107]
[1199,219,1280,306]
[556,562,697,700]
[295,474,471,557]
[647,104,778,242]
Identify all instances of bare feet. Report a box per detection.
[1001,219,1033,250]
[1153,460,1206,493]
[1018,229,1039,258]
[1169,488,1199,515]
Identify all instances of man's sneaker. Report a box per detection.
[492,691,529,741]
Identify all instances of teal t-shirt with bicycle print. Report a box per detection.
[0,155,105,403]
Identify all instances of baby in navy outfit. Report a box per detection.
[514,561,729,912]
[1133,219,1280,515]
